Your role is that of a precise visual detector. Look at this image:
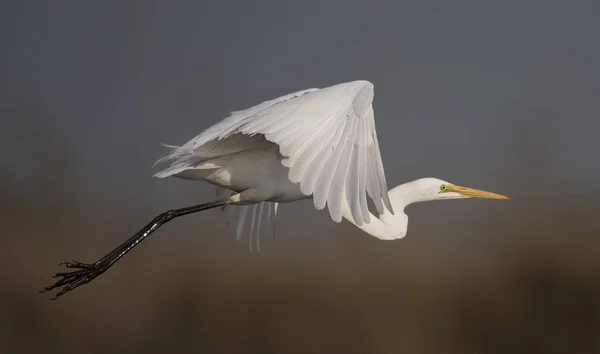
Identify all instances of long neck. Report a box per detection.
[341,181,429,240]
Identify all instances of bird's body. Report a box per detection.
[154,80,393,226]
[42,79,508,299]
[170,136,305,203]
[153,80,506,241]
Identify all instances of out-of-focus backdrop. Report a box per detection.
[2,1,600,353]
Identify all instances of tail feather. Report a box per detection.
[153,143,194,168]
[153,134,267,173]
[153,159,219,178]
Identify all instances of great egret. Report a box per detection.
[41,80,508,299]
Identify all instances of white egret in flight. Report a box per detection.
[41,80,508,299]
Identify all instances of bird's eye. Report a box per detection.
[440,184,446,191]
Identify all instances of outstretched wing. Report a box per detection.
[156,80,393,225]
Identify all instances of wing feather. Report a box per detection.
[312,113,354,212]
[358,119,371,222]
[299,115,349,198]
[155,80,393,225]
[328,114,360,222]
[289,113,347,187]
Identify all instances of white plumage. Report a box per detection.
[42,79,509,299]
[154,80,394,237]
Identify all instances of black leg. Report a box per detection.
[40,198,230,300]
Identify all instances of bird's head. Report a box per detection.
[412,178,509,201]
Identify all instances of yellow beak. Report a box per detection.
[447,185,509,200]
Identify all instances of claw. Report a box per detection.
[41,260,106,299]
[59,260,95,269]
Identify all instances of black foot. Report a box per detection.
[40,260,106,300]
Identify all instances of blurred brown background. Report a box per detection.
[2,1,600,353]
